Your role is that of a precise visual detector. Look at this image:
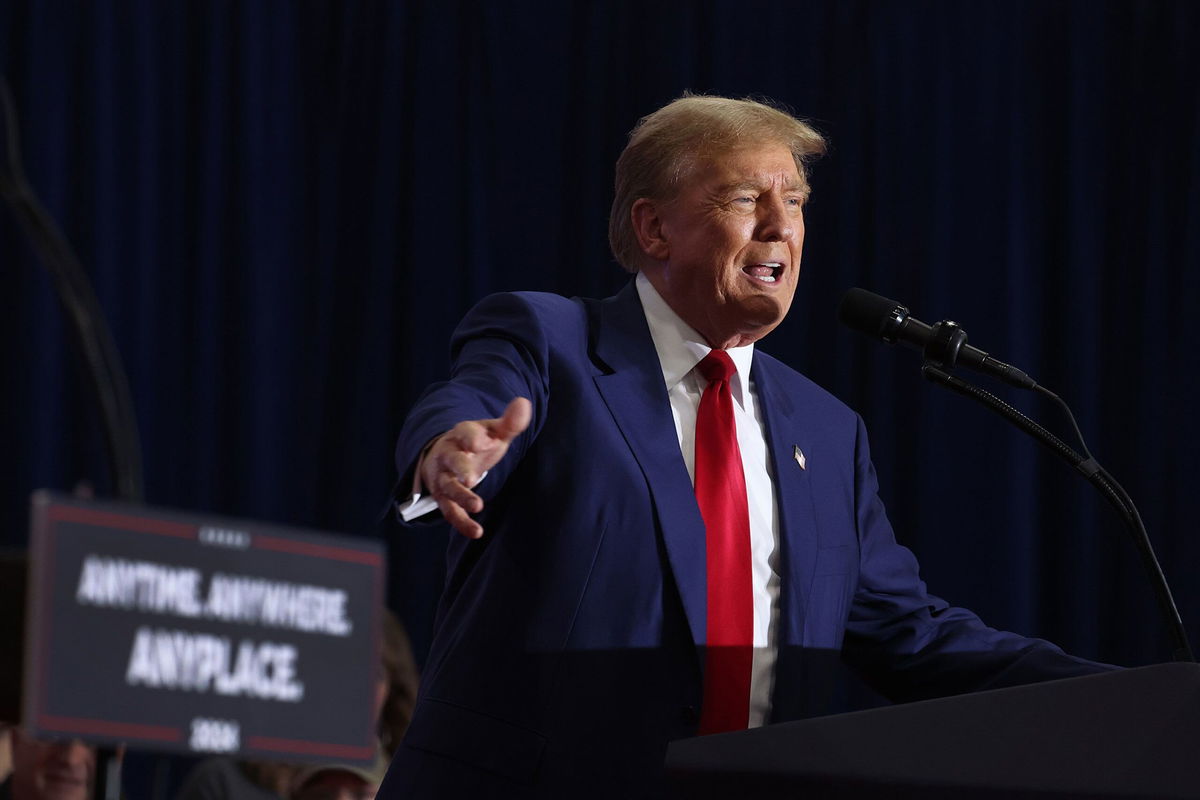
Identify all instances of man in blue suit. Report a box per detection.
[378,95,1112,799]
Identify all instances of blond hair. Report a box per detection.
[608,94,826,272]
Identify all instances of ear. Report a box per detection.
[631,198,670,262]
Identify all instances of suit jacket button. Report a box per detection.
[679,706,699,726]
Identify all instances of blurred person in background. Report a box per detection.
[287,753,388,800]
[0,555,102,800]
[1,730,97,800]
[177,610,417,800]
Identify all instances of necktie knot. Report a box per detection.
[697,350,736,385]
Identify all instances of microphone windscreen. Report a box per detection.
[837,288,905,340]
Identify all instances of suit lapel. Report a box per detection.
[588,287,823,665]
[591,283,708,650]
[752,358,821,651]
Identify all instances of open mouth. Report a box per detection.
[742,263,783,284]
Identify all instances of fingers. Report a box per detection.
[445,397,531,457]
[436,495,483,539]
[425,454,485,539]
[488,397,532,442]
[431,464,484,514]
[436,398,531,480]
[421,396,532,539]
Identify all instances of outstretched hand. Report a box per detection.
[419,397,532,539]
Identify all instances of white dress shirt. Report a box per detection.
[635,273,781,728]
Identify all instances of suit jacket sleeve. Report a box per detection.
[395,292,557,510]
[840,413,1119,701]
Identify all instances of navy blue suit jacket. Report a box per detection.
[379,282,1112,799]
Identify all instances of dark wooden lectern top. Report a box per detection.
[667,663,1200,799]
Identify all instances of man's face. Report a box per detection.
[10,730,95,800]
[638,142,806,349]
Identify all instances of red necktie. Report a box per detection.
[693,350,753,734]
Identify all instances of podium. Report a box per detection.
[666,663,1200,799]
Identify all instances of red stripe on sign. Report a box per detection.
[40,715,183,742]
[247,736,376,759]
[46,505,195,539]
[252,535,381,565]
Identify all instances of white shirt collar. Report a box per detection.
[635,272,755,406]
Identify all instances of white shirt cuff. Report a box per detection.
[397,494,439,522]
[396,470,489,523]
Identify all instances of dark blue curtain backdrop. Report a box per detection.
[2,0,1197,702]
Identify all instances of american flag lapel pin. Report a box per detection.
[793,445,806,470]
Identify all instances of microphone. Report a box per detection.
[838,288,1037,390]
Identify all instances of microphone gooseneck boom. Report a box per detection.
[837,286,1193,663]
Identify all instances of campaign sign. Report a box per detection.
[23,491,385,765]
